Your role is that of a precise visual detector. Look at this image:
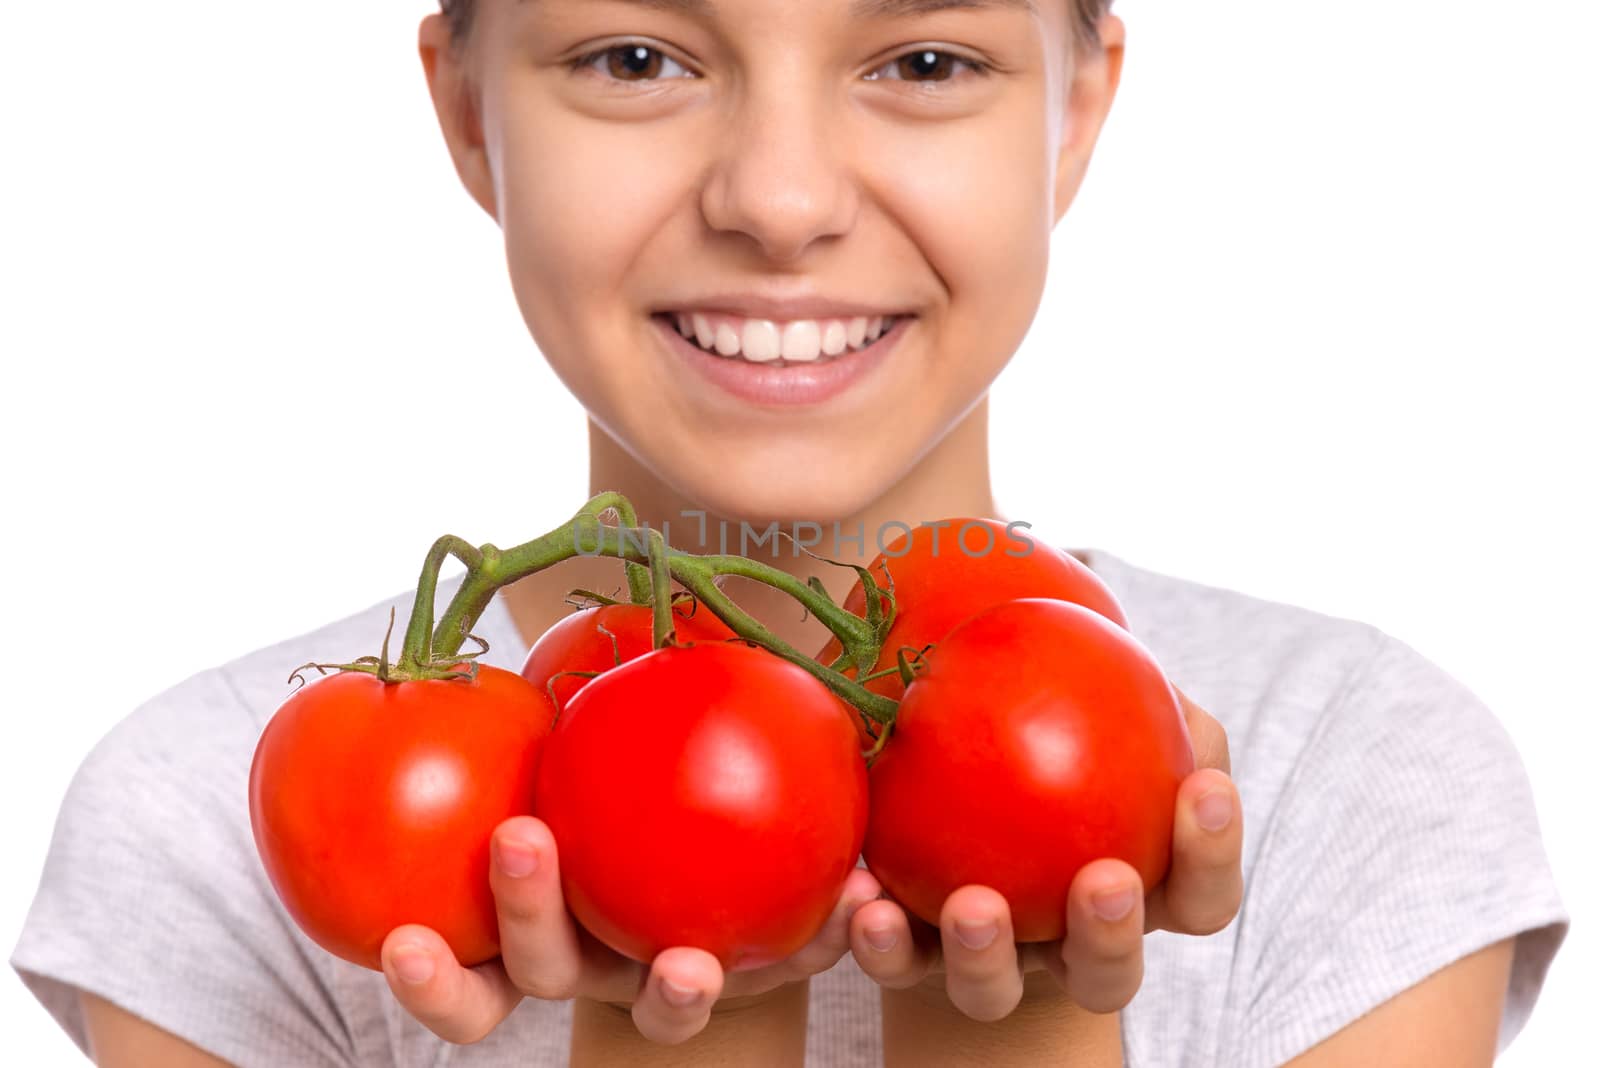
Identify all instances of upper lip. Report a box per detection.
[656,293,915,322]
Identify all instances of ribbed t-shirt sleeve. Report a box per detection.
[10,668,355,1067]
[1226,633,1570,1067]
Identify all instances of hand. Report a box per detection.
[379,816,882,1045]
[848,685,1243,1020]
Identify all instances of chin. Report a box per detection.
[592,387,950,528]
[640,442,904,529]
[673,468,884,528]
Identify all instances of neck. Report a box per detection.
[499,401,999,654]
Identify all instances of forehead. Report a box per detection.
[513,0,1043,18]
[495,0,1080,61]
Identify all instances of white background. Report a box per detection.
[3,0,1593,1062]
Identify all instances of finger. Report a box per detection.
[490,816,640,1003]
[737,865,881,991]
[631,947,725,1045]
[849,898,936,990]
[1144,768,1244,935]
[939,885,1024,1022]
[1058,859,1146,1014]
[1172,685,1231,775]
[381,925,524,1044]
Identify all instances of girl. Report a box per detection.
[12,1,1568,1064]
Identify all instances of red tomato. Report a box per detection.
[520,601,735,711]
[534,641,868,971]
[817,519,1128,702]
[863,599,1193,942]
[249,665,553,970]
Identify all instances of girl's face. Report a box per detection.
[424,0,1121,521]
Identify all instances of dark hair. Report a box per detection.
[439,0,478,44]
[440,0,1113,51]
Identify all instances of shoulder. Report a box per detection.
[1078,547,1389,756]
[1231,626,1569,1063]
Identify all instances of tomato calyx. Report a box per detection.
[287,606,492,690]
[543,669,601,721]
[563,588,627,609]
[852,643,934,688]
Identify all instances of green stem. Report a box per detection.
[694,555,878,657]
[430,493,621,660]
[586,490,653,605]
[416,495,898,726]
[398,535,483,672]
[648,527,674,650]
[667,560,899,725]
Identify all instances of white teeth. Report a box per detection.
[821,320,849,356]
[780,321,823,362]
[740,320,782,362]
[668,312,900,362]
[692,313,714,349]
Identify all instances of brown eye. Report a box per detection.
[897,50,956,81]
[866,48,989,86]
[572,42,694,83]
[605,44,662,81]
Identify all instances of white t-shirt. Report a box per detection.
[11,548,1570,1066]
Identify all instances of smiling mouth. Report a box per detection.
[652,311,905,368]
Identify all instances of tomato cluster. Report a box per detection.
[248,516,1193,973]
[819,521,1193,938]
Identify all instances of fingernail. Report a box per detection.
[392,944,435,985]
[864,925,898,952]
[954,918,998,951]
[495,837,539,878]
[1195,790,1233,833]
[660,978,702,1008]
[1092,887,1136,923]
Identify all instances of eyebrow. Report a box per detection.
[519,0,1037,18]
[851,0,1036,15]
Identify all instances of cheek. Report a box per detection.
[492,105,693,371]
[874,108,1053,383]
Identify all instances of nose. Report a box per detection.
[699,77,860,264]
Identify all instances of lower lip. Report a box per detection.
[651,313,910,408]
